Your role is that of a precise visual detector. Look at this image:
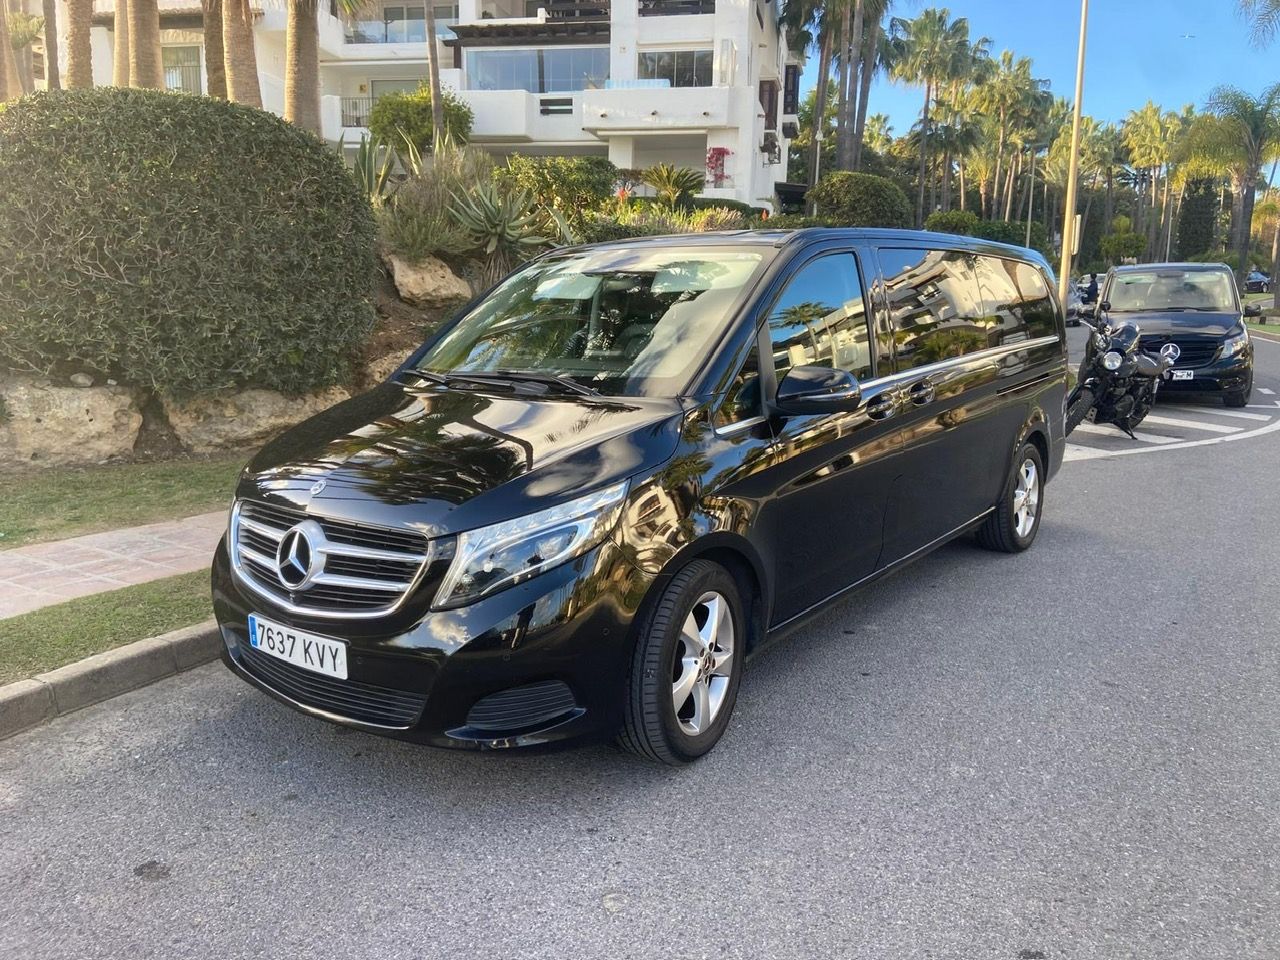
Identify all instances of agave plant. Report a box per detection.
[451,185,551,287]
[640,163,705,208]
[347,133,397,208]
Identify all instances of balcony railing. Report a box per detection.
[639,0,714,15]
[543,0,610,18]
[341,97,373,127]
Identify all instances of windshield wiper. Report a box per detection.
[483,370,602,398]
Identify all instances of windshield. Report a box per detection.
[413,246,768,397]
[1106,269,1237,312]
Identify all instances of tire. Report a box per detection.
[1065,384,1095,436]
[618,560,746,765]
[1225,373,1252,408]
[976,442,1045,554]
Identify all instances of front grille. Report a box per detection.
[231,499,432,618]
[1140,334,1221,368]
[465,680,578,732]
[238,643,426,727]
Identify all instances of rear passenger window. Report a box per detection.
[971,256,1023,346]
[879,248,987,371]
[766,254,873,383]
[1012,262,1058,340]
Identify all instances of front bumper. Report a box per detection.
[211,536,652,750]
[1158,351,1253,395]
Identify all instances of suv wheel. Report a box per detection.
[976,442,1044,553]
[618,560,744,765]
[1224,373,1252,408]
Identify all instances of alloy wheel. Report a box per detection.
[1012,458,1040,539]
[671,591,735,737]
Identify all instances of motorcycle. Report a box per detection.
[1065,310,1177,438]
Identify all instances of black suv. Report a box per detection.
[1099,263,1257,407]
[211,229,1069,764]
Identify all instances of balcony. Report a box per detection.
[477,0,609,19]
[639,0,714,15]
[580,85,731,133]
[341,96,373,128]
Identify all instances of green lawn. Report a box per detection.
[0,571,212,685]
[0,456,244,550]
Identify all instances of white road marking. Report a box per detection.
[1131,431,1182,444]
[1258,387,1276,395]
[1139,414,1242,435]
[1072,422,1181,444]
[1063,443,1109,462]
[1247,403,1280,409]
[1197,408,1272,421]
[1062,411,1280,463]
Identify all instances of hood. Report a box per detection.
[237,379,686,538]
[1103,310,1241,337]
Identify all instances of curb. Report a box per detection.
[0,621,221,742]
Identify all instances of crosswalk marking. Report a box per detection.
[1072,422,1181,444]
[1130,431,1181,444]
[1201,408,1272,421]
[1259,387,1276,395]
[1139,414,1242,435]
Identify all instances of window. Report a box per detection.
[466,47,610,92]
[162,46,201,95]
[758,79,778,131]
[878,247,987,371]
[718,348,762,427]
[971,255,1023,347]
[767,255,874,384]
[638,50,713,88]
[783,64,800,115]
[383,5,426,42]
[1012,262,1058,340]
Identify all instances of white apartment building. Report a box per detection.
[61,0,802,208]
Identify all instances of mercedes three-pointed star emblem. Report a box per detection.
[275,520,326,590]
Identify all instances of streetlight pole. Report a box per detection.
[1058,0,1090,306]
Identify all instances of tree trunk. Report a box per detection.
[64,0,94,88]
[842,0,864,171]
[223,0,262,107]
[423,0,444,142]
[958,161,967,211]
[915,82,931,228]
[202,0,227,98]
[941,149,952,211]
[1271,222,1279,312]
[0,0,15,100]
[1002,155,1017,222]
[808,26,832,187]
[284,0,321,135]
[128,0,162,87]
[992,113,1007,219]
[1237,166,1260,284]
[1104,168,1114,233]
[41,0,60,89]
[834,0,851,170]
[851,14,878,169]
[113,0,131,86]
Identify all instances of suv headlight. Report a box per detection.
[1220,328,1250,359]
[433,480,629,609]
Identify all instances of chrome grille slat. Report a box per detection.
[230,499,433,619]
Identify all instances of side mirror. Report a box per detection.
[1098,301,1110,314]
[774,365,862,415]
[1244,303,1262,318]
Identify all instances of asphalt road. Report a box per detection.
[3,334,1280,960]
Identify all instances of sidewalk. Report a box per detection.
[0,512,227,619]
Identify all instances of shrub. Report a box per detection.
[576,203,745,243]
[923,210,1051,258]
[808,171,912,228]
[691,196,766,218]
[758,213,833,230]
[924,210,981,235]
[367,85,474,157]
[1100,231,1147,263]
[380,144,493,261]
[496,154,619,229]
[0,88,376,397]
[641,163,705,208]
[451,184,552,287]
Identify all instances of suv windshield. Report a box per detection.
[1106,269,1237,312]
[413,246,768,397]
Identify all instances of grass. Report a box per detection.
[0,456,244,550]
[0,570,212,685]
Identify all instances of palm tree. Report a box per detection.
[972,51,1049,221]
[113,0,131,86]
[0,0,16,100]
[128,0,163,87]
[64,0,94,87]
[1238,0,1280,43]
[423,0,445,141]
[1252,189,1280,308]
[41,0,59,89]
[223,0,262,106]
[1186,84,1280,280]
[863,113,893,154]
[889,7,975,226]
[201,0,227,98]
[851,0,892,169]
[780,0,828,184]
[285,0,322,133]
[8,11,44,93]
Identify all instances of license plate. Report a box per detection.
[247,614,348,679]
[1170,369,1194,381]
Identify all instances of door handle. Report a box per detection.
[908,378,937,405]
[865,392,896,420]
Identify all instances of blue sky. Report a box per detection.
[815,0,1277,135]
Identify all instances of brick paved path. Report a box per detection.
[0,512,226,619]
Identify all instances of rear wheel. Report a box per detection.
[618,560,745,765]
[976,442,1044,553]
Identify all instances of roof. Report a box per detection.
[1112,262,1233,272]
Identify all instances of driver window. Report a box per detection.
[767,254,873,384]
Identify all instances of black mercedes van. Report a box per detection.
[211,229,1068,764]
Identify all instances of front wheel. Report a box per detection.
[618,560,745,765]
[1224,373,1253,408]
[976,442,1045,553]
[1065,384,1095,436]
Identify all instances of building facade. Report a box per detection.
[61,0,801,208]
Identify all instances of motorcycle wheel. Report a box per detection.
[1065,385,1095,436]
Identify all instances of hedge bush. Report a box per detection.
[0,88,376,396]
[924,210,1052,258]
[808,171,912,229]
[367,85,473,156]
[496,154,618,229]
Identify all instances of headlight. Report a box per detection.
[1101,350,1123,371]
[433,480,629,609]
[1221,328,1250,359]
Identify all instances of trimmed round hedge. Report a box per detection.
[808,171,912,229]
[0,88,376,396]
